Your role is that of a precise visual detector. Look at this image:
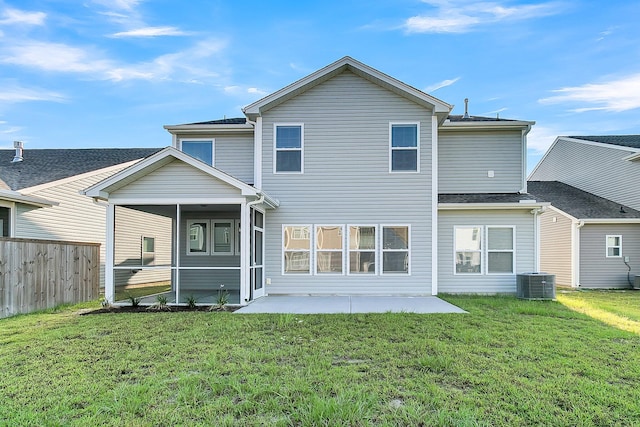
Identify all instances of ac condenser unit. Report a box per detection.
[516,273,556,300]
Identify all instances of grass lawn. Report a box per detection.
[1,294,640,426]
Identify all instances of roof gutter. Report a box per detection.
[438,201,550,210]
[0,189,58,207]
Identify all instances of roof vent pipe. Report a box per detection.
[463,98,469,119]
[12,141,24,163]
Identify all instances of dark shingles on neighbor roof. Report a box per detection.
[438,193,541,204]
[183,118,247,125]
[527,181,640,219]
[568,135,640,149]
[447,115,520,122]
[0,148,162,191]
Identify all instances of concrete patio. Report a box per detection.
[234,295,466,314]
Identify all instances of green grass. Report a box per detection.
[115,283,172,302]
[557,289,640,334]
[1,294,640,426]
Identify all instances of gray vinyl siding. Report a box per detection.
[539,210,573,287]
[110,159,243,199]
[16,165,132,289]
[439,130,523,193]
[176,132,254,184]
[530,139,640,211]
[113,206,173,286]
[579,224,640,288]
[261,70,434,295]
[438,209,535,293]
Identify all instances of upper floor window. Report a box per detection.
[181,139,214,165]
[390,123,419,172]
[606,235,622,257]
[275,124,303,173]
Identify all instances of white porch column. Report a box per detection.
[240,200,250,304]
[105,203,115,303]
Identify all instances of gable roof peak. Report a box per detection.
[243,56,452,122]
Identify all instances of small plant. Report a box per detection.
[186,295,198,309]
[148,294,170,311]
[210,284,229,311]
[126,294,141,307]
[100,298,110,308]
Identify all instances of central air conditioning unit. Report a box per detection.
[516,273,556,300]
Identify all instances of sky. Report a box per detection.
[1,1,640,173]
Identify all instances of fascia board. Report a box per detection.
[440,120,535,131]
[0,190,58,207]
[438,202,550,210]
[163,124,254,134]
[580,218,640,224]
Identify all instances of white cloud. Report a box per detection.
[526,126,562,155]
[247,87,267,95]
[0,8,46,26]
[92,0,141,11]
[539,73,640,112]
[110,26,190,38]
[404,1,563,33]
[424,77,460,92]
[0,38,228,83]
[0,85,66,103]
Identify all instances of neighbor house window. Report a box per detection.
[283,226,311,273]
[187,220,209,255]
[348,225,376,274]
[390,123,419,172]
[212,220,234,255]
[487,227,515,274]
[181,139,214,165]
[141,236,155,266]
[606,235,622,257]
[275,124,303,173]
[382,226,410,274]
[455,226,482,274]
[315,225,344,274]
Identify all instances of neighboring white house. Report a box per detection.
[0,147,161,288]
[85,56,548,305]
[529,135,640,288]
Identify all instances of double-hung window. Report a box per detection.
[141,236,155,266]
[348,226,376,274]
[316,226,344,274]
[455,227,482,274]
[180,139,214,165]
[283,226,311,273]
[390,123,419,172]
[187,219,237,256]
[275,124,303,173]
[606,235,622,257]
[382,226,410,274]
[487,227,515,274]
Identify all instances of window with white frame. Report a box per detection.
[455,226,482,274]
[348,225,376,274]
[382,226,409,274]
[487,227,515,274]
[141,236,155,265]
[275,124,303,173]
[180,139,214,165]
[606,235,622,257]
[315,225,344,274]
[212,220,235,255]
[390,123,419,172]
[187,220,209,255]
[283,226,311,273]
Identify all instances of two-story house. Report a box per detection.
[528,136,640,288]
[85,57,547,305]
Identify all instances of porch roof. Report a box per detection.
[83,147,279,208]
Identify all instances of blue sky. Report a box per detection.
[1,0,640,172]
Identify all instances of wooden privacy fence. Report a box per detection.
[0,238,100,318]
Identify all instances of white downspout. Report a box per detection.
[531,206,546,272]
[574,220,585,287]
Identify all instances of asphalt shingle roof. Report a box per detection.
[527,181,640,219]
[183,118,247,125]
[567,135,640,149]
[0,148,162,191]
[447,115,521,122]
[438,193,540,203]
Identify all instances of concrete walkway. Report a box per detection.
[234,295,466,314]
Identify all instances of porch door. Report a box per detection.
[250,208,265,299]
